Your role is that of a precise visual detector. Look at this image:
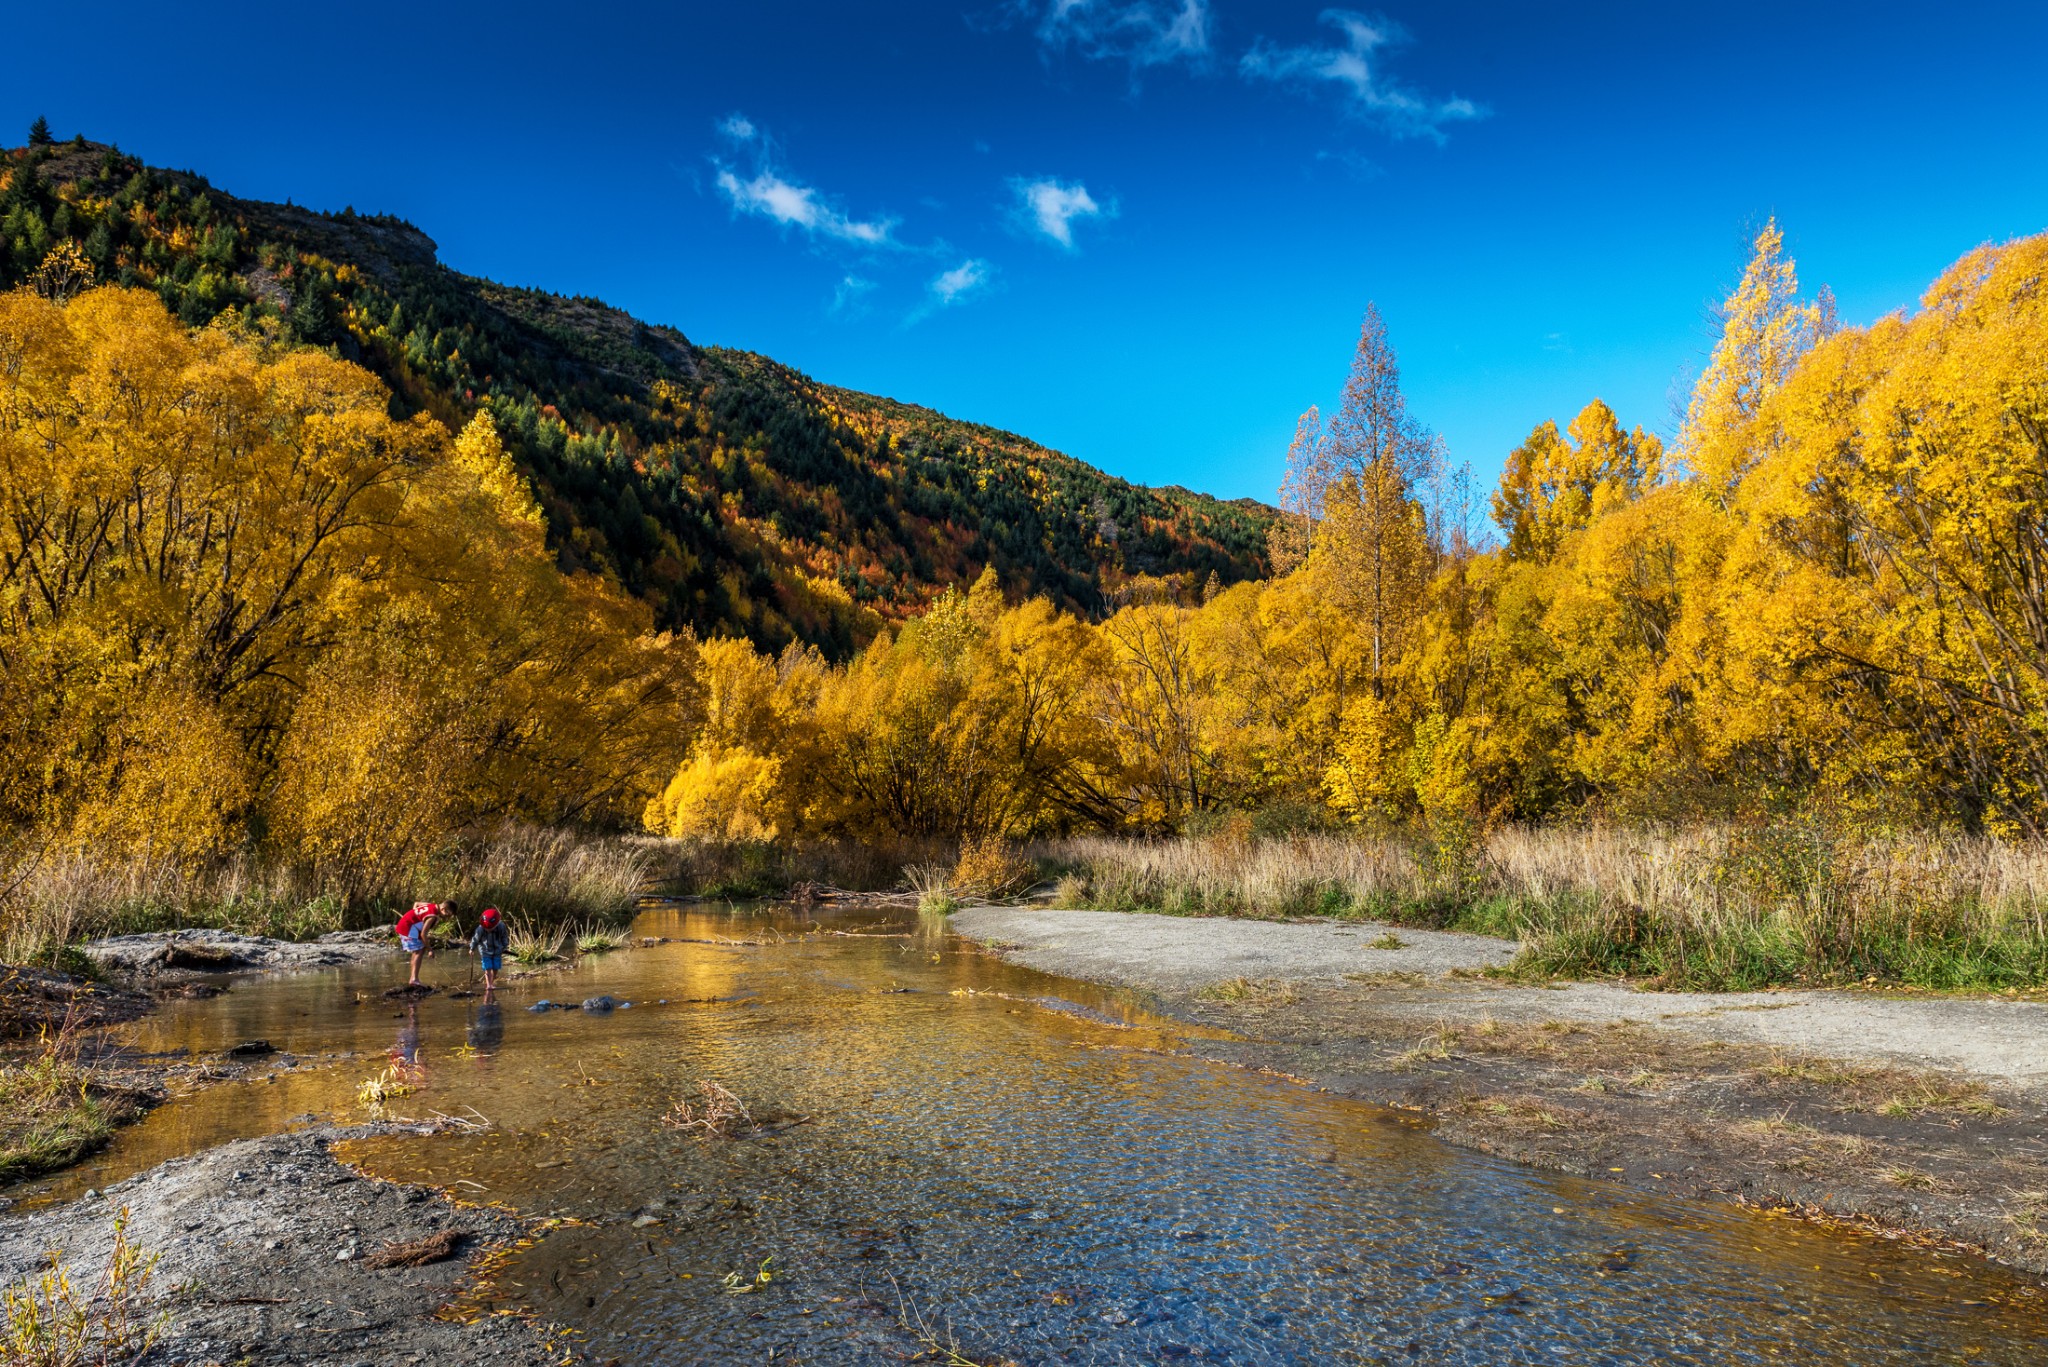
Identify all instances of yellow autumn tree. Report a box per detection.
[0,286,696,889]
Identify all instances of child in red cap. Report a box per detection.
[470,907,509,993]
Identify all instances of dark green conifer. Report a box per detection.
[27,116,53,147]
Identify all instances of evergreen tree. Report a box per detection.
[27,116,53,147]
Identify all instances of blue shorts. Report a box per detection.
[401,932,424,953]
[479,954,503,973]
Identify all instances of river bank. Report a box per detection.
[953,906,2048,1275]
[0,933,408,1186]
[0,1126,562,1365]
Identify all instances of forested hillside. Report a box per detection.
[0,130,1271,653]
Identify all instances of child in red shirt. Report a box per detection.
[395,902,445,986]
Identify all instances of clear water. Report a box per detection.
[13,903,2046,1364]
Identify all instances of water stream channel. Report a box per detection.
[11,902,2046,1363]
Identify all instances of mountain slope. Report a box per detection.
[0,135,1273,653]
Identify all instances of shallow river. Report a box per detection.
[14,903,2048,1364]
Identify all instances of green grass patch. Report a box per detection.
[0,1051,129,1182]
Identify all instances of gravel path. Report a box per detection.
[952,907,2048,1091]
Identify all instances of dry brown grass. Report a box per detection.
[662,1080,754,1138]
[1049,833,1422,920]
[1395,1021,1462,1067]
[1453,1094,1574,1131]
[0,826,653,963]
[1746,1054,2003,1118]
[1195,976,1298,1005]
[2009,1191,2048,1246]
[1048,824,2048,988]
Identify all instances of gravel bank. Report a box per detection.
[952,906,2048,1089]
[954,906,2048,1274]
[952,906,1518,988]
[0,1127,558,1366]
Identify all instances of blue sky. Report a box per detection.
[14,1,2048,502]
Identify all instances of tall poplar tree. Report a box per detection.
[1318,305,1436,690]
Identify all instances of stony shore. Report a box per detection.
[0,1127,561,1366]
[953,906,2048,1276]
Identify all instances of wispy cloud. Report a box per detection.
[1013,177,1109,249]
[904,258,995,326]
[1019,0,1212,71]
[831,275,878,316]
[716,168,896,245]
[711,113,897,247]
[929,259,993,306]
[1241,10,1485,142]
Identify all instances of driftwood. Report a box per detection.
[363,1229,465,1269]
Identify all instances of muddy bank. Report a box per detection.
[955,907,2048,1276]
[1,962,153,1040]
[0,1126,561,1366]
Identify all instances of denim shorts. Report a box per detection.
[400,932,424,953]
[479,954,503,972]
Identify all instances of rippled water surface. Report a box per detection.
[16,902,2048,1364]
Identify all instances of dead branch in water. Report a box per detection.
[662,1080,754,1138]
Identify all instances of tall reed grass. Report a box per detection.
[1047,824,2048,991]
[0,826,655,965]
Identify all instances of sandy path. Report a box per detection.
[952,907,2048,1090]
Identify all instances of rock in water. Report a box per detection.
[581,996,617,1013]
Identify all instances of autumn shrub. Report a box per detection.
[950,836,1036,899]
[0,1209,165,1367]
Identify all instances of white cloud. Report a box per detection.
[929,259,992,306]
[1241,10,1485,142]
[831,275,878,315]
[714,167,897,246]
[711,113,897,248]
[1014,177,1107,248]
[1025,0,1212,70]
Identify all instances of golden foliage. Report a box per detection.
[640,227,2048,842]
[0,286,696,895]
